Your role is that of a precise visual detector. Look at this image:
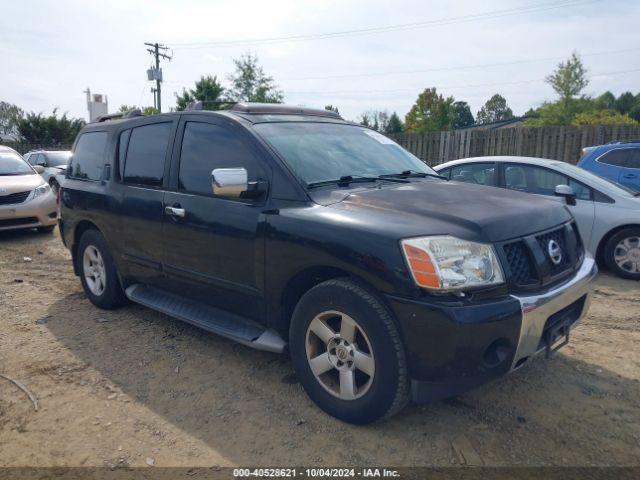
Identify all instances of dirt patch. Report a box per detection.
[0,228,639,467]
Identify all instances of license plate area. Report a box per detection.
[537,294,587,358]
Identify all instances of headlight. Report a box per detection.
[401,235,504,291]
[32,184,51,199]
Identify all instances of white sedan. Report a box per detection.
[434,156,640,280]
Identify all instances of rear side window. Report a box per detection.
[122,123,172,186]
[598,148,633,167]
[69,132,108,181]
[178,122,265,197]
[628,148,640,169]
[450,163,496,186]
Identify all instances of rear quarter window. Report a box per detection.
[69,131,108,181]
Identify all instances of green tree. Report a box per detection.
[452,101,474,129]
[227,53,283,103]
[614,92,636,114]
[324,105,339,114]
[142,107,160,115]
[118,104,138,113]
[595,91,616,110]
[17,109,85,144]
[476,94,513,124]
[525,97,596,127]
[175,75,225,111]
[545,52,589,102]
[405,88,455,133]
[0,101,24,135]
[629,100,640,122]
[571,109,638,126]
[385,112,404,134]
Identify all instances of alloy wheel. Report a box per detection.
[305,310,375,400]
[83,245,106,296]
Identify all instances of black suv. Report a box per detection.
[59,103,597,424]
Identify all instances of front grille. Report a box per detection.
[0,217,38,228]
[0,190,31,205]
[500,222,583,291]
[503,241,536,286]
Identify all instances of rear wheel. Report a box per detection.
[604,227,640,280]
[289,278,409,424]
[77,229,126,309]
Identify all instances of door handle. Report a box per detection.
[164,206,185,218]
[622,174,637,179]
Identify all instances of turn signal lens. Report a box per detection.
[401,236,504,291]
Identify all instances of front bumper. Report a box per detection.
[0,192,58,231]
[386,254,598,403]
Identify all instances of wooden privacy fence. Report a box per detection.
[391,125,640,167]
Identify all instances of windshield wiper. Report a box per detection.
[379,170,447,180]
[307,174,408,189]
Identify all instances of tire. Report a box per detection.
[37,225,55,234]
[603,227,640,280]
[289,278,409,424]
[77,229,126,309]
[49,178,59,194]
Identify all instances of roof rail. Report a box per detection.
[95,109,143,123]
[606,139,640,145]
[185,100,237,111]
[230,102,342,119]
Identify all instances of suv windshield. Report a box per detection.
[254,122,435,185]
[46,151,72,167]
[0,152,34,175]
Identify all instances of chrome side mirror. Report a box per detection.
[555,184,576,206]
[33,165,45,174]
[211,168,248,198]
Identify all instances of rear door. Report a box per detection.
[502,163,596,246]
[161,116,271,321]
[618,148,640,191]
[111,117,177,285]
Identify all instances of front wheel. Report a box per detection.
[289,278,409,424]
[604,228,640,280]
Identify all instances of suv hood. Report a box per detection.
[0,174,43,194]
[312,180,572,243]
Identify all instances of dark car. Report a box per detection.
[59,103,597,424]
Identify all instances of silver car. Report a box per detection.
[434,156,640,280]
[23,149,71,192]
[0,146,58,233]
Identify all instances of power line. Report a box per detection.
[145,42,172,111]
[282,67,640,97]
[170,0,595,49]
[277,47,640,82]
[161,46,640,88]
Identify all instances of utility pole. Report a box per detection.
[144,42,171,111]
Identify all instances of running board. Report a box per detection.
[125,284,286,354]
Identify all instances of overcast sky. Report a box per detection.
[2,0,638,122]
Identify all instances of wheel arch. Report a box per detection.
[276,265,384,337]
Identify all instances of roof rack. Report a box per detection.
[185,100,237,111]
[606,139,640,145]
[95,109,143,123]
[230,102,342,119]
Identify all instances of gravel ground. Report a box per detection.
[0,228,639,467]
